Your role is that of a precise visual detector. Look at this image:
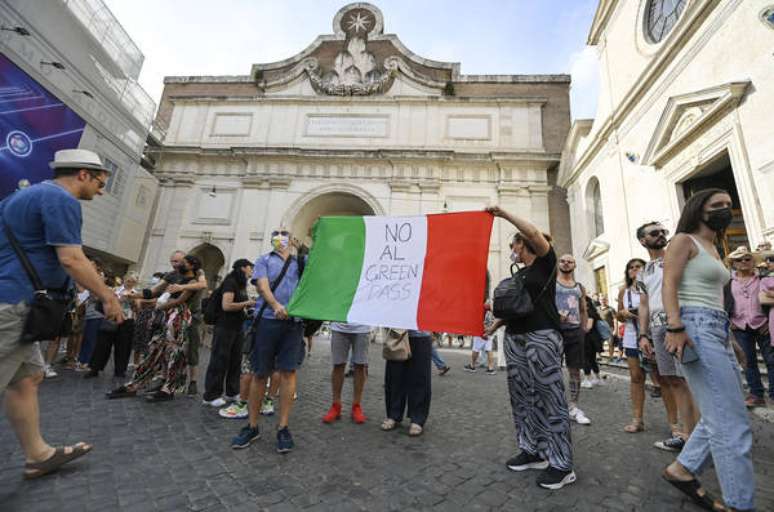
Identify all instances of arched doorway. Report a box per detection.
[189,243,225,290]
[290,192,377,246]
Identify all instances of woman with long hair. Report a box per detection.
[617,258,647,432]
[484,206,575,490]
[661,188,754,511]
[106,255,202,402]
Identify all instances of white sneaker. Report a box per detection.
[591,376,603,386]
[224,394,240,402]
[569,407,591,425]
[260,397,275,416]
[202,397,227,408]
[580,379,593,389]
[44,365,58,378]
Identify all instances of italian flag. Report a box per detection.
[288,211,493,335]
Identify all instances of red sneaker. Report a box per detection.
[351,403,367,424]
[322,403,342,423]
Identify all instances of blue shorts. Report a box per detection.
[624,347,640,359]
[249,319,304,377]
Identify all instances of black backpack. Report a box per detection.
[203,283,225,325]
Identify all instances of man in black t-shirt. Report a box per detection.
[202,259,255,407]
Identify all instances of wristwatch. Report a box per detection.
[638,334,652,342]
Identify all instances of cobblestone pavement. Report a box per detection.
[2,337,773,511]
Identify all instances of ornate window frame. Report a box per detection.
[635,0,691,56]
[760,6,774,29]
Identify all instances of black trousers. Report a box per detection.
[203,324,243,401]
[583,337,600,375]
[384,334,432,426]
[90,319,134,377]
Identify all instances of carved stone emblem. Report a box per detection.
[304,4,397,96]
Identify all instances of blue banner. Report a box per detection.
[0,53,86,199]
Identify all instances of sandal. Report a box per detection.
[24,442,92,479]
[662,468,726,511]
[106,386,136,400]
[408,423,424,437]
[380,418,398,431]
[624,419,645,433]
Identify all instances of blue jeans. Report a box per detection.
[733,327,774,399]
[677,307,755,510]
[78,318,101,364]
[430,345,446,370]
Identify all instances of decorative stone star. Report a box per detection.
[347,12,370,34]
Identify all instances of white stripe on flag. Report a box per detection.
[347,216,427,329]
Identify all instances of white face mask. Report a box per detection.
[150,277,160,285]
[510,251,521,264]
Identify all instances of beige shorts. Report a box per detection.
[0,302,45,392]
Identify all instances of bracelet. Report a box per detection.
[666,325,686,333]
[638,334,652,341]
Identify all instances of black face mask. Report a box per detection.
[704,207,733,232]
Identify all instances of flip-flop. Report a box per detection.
[380,418,398,431]
[24,442,92,479]
[662,469,725,511]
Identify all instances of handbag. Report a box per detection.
[3,219,70,344]
[493,265,556,321]
[382,328,411,361]
[242,255,294,355]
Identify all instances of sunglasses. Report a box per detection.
[735,256,753,262]
[271,230,289,237]
[89,174,106,189]
[646,229,669,237]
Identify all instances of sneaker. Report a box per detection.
[580,378,593,389]
[351,403,367,424]
[591,376,603,386]
[231,425,261,449]
[224,394,240,402]
[506,452,549,472]
[322,403,342,424]
[187,381,198,396]
[485,368,497,376]
[219,401,248,419]
[463,364,477,373]
[261,397,275,416]
[654,436,685,452]
[569,407,591,425]
[536,467,577,490]
[203,397,227,408]
[439,366,450,376]
[44,365,58,379]
[276,427,294,454]
[745,394,766,408]
[83,370,99,379]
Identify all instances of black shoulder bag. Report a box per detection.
[242,255,294,354]
[3,220,70,343]
[493,264,557,322]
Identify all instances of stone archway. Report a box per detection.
[189,242,225,290]
[289,191,377,246]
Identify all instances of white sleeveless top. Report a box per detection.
[622,287,640,349]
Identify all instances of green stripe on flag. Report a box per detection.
[287,216,366,321]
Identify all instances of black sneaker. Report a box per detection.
[187,381,198,396]
[485,368,497,376]
[277,427,295,454]
[463,364,477,373]
[654,436,685,452]
[231,425,261,449]
[506,452,549,472]
[536,467,577,490]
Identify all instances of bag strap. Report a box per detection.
[534,265,557,303]
[249,255,294,331]
[2,217,45,292]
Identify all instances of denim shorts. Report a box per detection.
[249,319,303,377]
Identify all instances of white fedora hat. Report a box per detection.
[49,149,110,173]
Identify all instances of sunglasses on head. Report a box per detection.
[646,228,669,237]
[271,230,289,237]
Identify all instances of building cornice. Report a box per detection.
[166,95,550,106]
[567,0,720,187]
[587,0,620,45]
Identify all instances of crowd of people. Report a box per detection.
[1,150,772,510]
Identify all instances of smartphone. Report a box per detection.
[681,344,700,364]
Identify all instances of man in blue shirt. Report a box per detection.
[0,149,123,479]
[231,229,305,453]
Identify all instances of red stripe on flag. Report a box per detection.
[416,211,494,336]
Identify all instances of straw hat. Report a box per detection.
[49,149,110,172]
[726,246,761,266]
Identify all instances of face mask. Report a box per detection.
[150,277,160,285]
[272,235,289,251]
[510,251,520,264]
[704,207,733,232]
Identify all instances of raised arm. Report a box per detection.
[168,270,208,294]
[486,206,550,257]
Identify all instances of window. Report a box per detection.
[761,6,774,29]
[645,0,687,43]
[102,157,125,196]
[587,177,605,237]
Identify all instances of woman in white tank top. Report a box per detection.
[616,258,647,433]
[661,189,754,511]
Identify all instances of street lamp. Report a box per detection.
[40,60,66,70]
[0,26,31,36]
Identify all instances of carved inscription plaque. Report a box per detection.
[305,115,389,138]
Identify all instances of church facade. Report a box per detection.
[560,0,774,297]
[139,3,572,287]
